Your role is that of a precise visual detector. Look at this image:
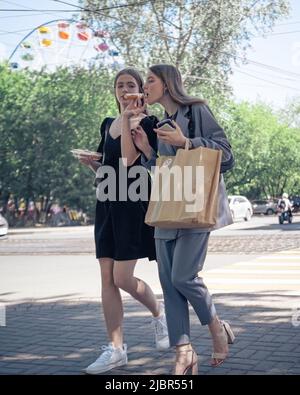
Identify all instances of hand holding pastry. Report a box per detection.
[123,93,145,119]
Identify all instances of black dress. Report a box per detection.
[94,116,158,261]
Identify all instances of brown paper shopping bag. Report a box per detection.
[145,143,222,228]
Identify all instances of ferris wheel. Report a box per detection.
[8,19,123,71]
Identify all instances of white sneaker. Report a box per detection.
[85,343,128,374]
[152,302,170,350]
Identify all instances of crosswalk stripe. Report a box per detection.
[257,257,300,261]
[204,278,300,284]
[204,269,300,275]
[235,262,300,267]
[274,251,300,255]
[202,250,300,291]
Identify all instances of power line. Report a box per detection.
[0,28,36,36]
[2,1,300,86]
[234,69,300,92]
[78,3,180,43]
[0,0,77,12]
[246,59,300,79]
[71,6,300,80]
[0,30,297,83]
[0,0,153,13]
[0,0,79,20]
[208,47,300,79]
[51,0,79,6]
[52,0,153,12]
[0,19,177,43]
[186,72,300,92]
[276,20,300,26]
[79,0,300,40]
[0,9,79,11]
[1,0,298,41]
[232,66,300,83]
[259,29,300,37]
[0,12,57,19]
[3,1,297,78]
[3,24,300,84]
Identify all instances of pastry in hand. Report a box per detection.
[124,93,144,100]
[71,149,102,161]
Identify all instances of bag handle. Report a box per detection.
[184,138,190,151]
[184,132,203,161]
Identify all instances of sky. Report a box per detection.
[0,0,300,108]
[229,0,300,108]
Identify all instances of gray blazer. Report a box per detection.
[142,103,234,240]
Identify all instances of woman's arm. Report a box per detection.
[121,113,141,167]
[76,118,109,173]
[133,116,159,171]
[134,127,158,171]
[188,105,235,173]
[154,105,234,173]
[78,156,101,173]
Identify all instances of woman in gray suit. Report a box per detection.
[122,64,235,375]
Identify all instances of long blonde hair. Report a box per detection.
[149,64,206,106]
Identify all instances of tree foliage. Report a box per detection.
[83,0,290,104]
[0,64,117,216]
[223,101,300,198]
[1,64,299,222]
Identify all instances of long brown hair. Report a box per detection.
[149,64,206,106]
[113,67,145,113]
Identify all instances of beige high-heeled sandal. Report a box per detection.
[173,348,199,375]
[211,320,235,367]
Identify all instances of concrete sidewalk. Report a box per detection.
[0,293,300,375]
[1,250,300,375]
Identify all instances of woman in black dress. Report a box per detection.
[78,68,169,375]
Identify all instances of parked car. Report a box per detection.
[252,199,278,215]
[228,195,253,221]
[0,213,8,238]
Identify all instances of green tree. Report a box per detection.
[281,98,300,128]
[0,64,117,217]
[2,63,299,223]
[223,101,300,198]
[83,0,290,104]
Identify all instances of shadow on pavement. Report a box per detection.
[236,221,300,232]
[0,292,300,375]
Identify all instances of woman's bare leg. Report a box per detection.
[113,259,160,317]
[99,258,123,348]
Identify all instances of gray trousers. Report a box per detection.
[155,233,216,346]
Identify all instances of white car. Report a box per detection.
[228,195,253,221]
[0,213,8,238]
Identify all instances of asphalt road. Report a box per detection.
[214,213,300,235]
[1,215,300,255]
[1,215,300,304]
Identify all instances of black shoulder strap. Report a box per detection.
[97,117,113,164]
[187,105,195,138]
[186,104,205,139]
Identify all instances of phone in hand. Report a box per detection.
[156,119,176,132]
